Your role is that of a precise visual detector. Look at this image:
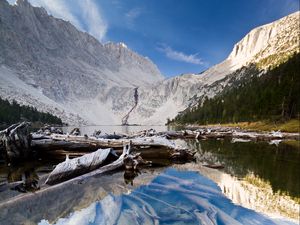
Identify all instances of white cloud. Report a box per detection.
[125,7,143,28]
[9,0,107,41]
[158,44,204,65]
[78,0,107,42]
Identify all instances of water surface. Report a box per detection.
[0,126,299,224]
[188,139,300,199]
[39,168,296,225]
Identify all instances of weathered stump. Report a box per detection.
[0,122,32,162]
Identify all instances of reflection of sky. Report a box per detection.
[39,169,296,225]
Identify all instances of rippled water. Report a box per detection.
[39,168,295,225]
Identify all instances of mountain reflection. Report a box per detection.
[39,168,296,225]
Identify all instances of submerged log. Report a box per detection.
[0,122,31,162]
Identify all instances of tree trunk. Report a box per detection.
[0,122,31,162]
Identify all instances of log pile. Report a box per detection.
[1,123,298,189]
[30,133,194,161]
[1,123,298,164]
[0,124,196,188]
[159,127,299,141]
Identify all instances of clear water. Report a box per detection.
[188,139,300,199]
[39,168,296,225]
[0,126,299,225]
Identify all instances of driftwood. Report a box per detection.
[0,122,31,162]
[203,164,225,169]
[36,126,63,135]
[160,128,299,141]
[43,144,132,186]
[0,124,191,167]
[45,148,116,185]
[123,152,151,170]
[69,128,80,136]
[39,136,194,186]
[2,123,296,164]
[31,134,192,159]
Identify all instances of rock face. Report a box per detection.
[121,11,300,124]
[0,0,162,124]
[0,0,299,125]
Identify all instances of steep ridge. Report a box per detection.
[121,11,300,124]
[0,0,162,124]
[0,0,299,125]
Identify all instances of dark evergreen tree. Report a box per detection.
[0,98,63,125]
[171,53,300,124]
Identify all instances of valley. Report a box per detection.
[0,0,299,126]
[0,1,299,225]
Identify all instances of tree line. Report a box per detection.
[171,53,300,124]
[0,98,63,125]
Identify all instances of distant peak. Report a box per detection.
[227,11,300,64]
[16,0,30,6]
[104,42,128,49]
[119,42,128,48]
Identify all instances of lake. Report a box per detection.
[0,126,299,224]
[62,125,174,135]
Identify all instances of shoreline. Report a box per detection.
[169,119,300,133]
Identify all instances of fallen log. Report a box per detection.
[31,138,101,152]
[44,144,131,186]
[32,135,185,154]
[31,135,195,165]
[45,148,116,185]
[160,128,299,141]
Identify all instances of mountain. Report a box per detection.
[0,0,162,124]
[118,11,300,124]
[171,53,300,125]
[0,0,299,125]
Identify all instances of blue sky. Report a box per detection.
[9,0,299,77]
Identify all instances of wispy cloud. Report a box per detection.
[125,7,143,28]
[157,44,204,65]
[30,0,82,27]
[78,0,107,41]
[10,0,107,41]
